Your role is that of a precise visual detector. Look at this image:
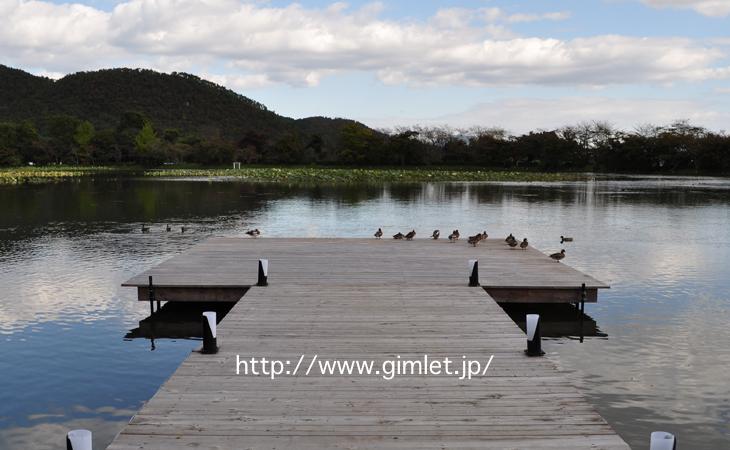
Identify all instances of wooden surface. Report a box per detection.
[123,237,607,290]
[109,284,627,449]
[109,238,626,449]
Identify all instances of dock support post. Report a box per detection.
[257,259,268,286]
[468,259,479,287]
[650,431,676,450]
[579,283,586,343]
[148,276,155,315]
[202,311,218,354]
[525,314,545,357]
[66,429,92,450]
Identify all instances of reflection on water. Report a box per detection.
[498,302,607,339]
[1,176,729,449]
[125,301,238,342]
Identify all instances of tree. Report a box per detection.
[72,121,95,164]
[15,121,41,163]
[116,111,148,162]
[46,115,82,164]
[0,123,21,166]
[338,123,380,165]
[695,133,730,173]
[91,128,120,163]
[134,122,163,164]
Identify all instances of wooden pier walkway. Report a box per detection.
[123,238,608,303]
[109,238,627,449]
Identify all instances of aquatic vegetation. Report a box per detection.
[0,166,134,185]
[0,165,586,185]
[142,167,586,183]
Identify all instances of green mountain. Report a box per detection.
[0,64,366,145]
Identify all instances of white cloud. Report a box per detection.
[364,97,730,134]
[0,0,729,90]
[642,0,730,17]
[432,6,570,27]
[505,11,572,23]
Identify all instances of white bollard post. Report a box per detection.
[650,431,677,450]
[66,429,92,450]
[525,314,545,357]
[258,259,268,286]
[468,259,479,287]
[202,311,218,354]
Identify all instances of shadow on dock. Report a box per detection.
[498,302,607,339]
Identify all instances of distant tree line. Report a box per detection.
[1,114,728,173]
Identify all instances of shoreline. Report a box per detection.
[1,165,726,185]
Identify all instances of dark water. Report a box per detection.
[1,177,729,449]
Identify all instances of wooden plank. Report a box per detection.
[108,278,627,449]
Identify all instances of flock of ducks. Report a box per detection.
[141,223,570,263]
[467,231,488,247]
[505,233,529,250]
[375,228,572,262]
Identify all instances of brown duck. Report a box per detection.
[550,249,566,262]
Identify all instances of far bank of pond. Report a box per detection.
[1,165,596,185]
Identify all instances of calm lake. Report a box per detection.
[1,176,729,449]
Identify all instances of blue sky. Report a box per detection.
[3,0,730,133]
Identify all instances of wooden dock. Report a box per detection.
[109,238,628,449]
[123,238,608,304]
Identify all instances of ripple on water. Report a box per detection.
[1,177,729,449]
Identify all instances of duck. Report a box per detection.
[393,232,405,240]
[505,233,515,243]
[482,231,488,240]
[245,228,261,237]
[405,230,416,240]
[432,230,440,240]
[447,229,460,242]
[166,224,171,232]
[520,238,528,250]
[550,249,566,262]
[374,228,383,239]
[560,235,574,243]
[467,233,482,247]
[508,239,518,248]
[141,225,150,233]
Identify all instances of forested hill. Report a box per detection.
[0,65,55,121]
[0,64,374,165]
[0,65,367,141]
[1,65,728,173]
